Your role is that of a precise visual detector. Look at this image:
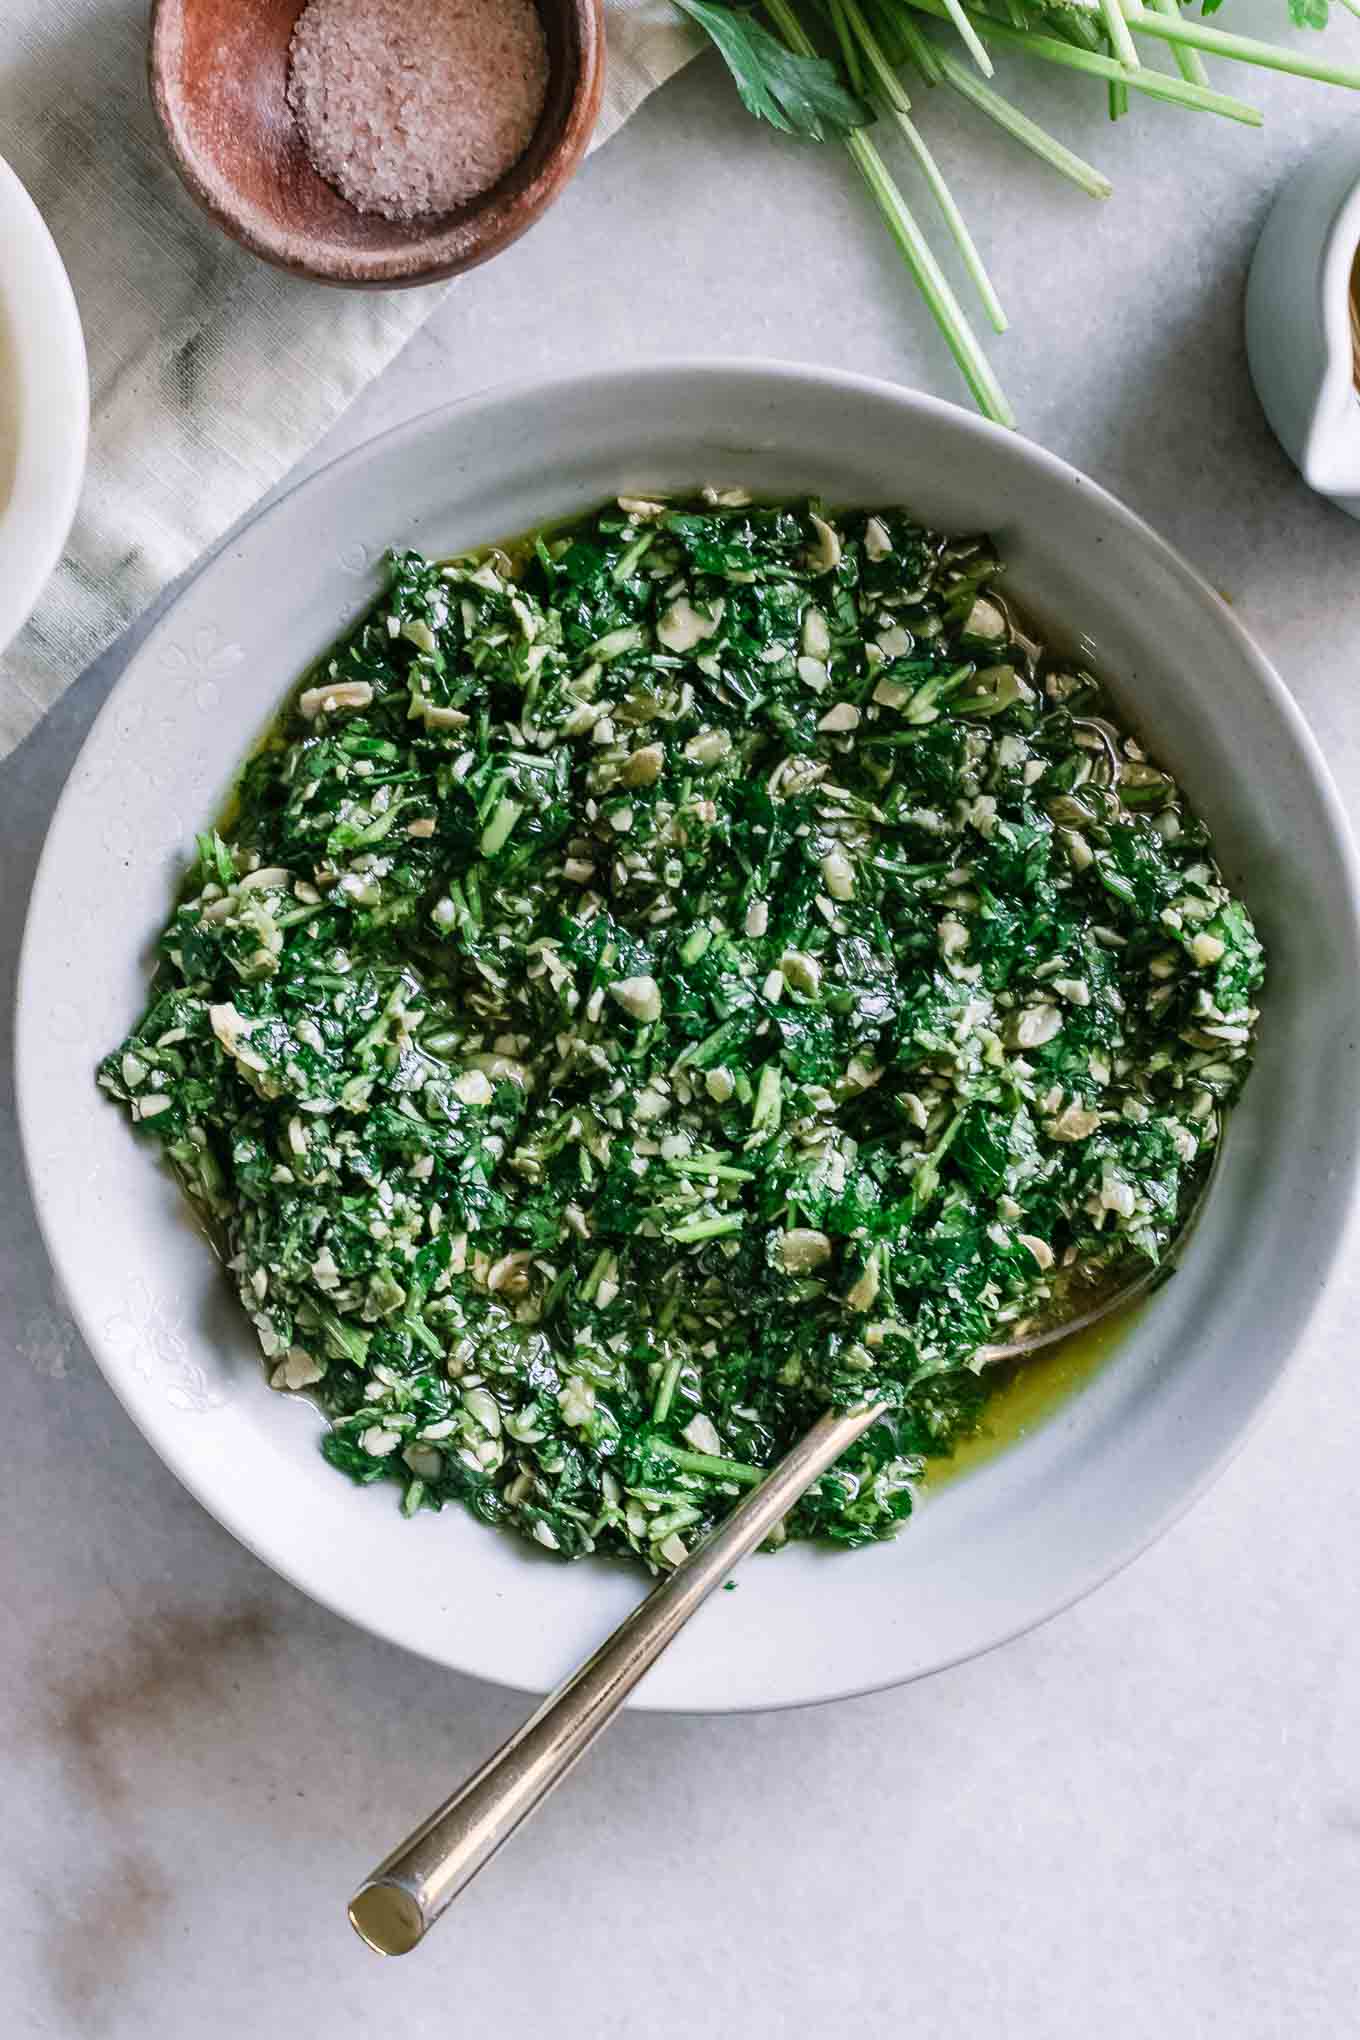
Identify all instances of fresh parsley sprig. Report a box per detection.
[671,0,873,134]
[673,0,1360,419]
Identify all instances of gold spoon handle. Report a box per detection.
[348,1141,1220,1957]
[348,1399,886,1955]
[346,1190,1205,1957]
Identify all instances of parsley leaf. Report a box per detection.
[672,0,873,140]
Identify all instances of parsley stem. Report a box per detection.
[929,46,1113,199]
[652,1352,684,1423]
[1099,0,1139,70]
[887,111,1008,331]
[879,0,942,79]
[866,0,986,72]
[897,1,1264,124]
[667,1212,746,1242]
[941,0,995,76]
[1122,3,1360,89]
[672,1014,743,1071]
[667,1155,758,1181]
[848,131,1015,416]
[888,0,1109,198]
[839,0,1008,330]
[826,0,868,87]
[611,526,657,582]
[479,794,522,857]
[751,1060,783,1132]
[650,1440,766,1487]
[1146,0,1208,87]
[764,0,1014,425]
[1048,6,1105,55]
[579,1245,615,1300]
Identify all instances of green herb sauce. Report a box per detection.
[98,494,1264,1570]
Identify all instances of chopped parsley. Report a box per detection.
[98,493,1264,1571]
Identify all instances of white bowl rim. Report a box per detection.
[0,154,88,657]
[16,359,1360,1712]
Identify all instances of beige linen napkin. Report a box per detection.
[0,0,699,759]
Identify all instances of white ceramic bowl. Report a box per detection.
[0,154,87,655]
[17,363,1360,1711]
[1246,122,1360,520]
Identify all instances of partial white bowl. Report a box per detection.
[17,363,1360,1711]
[0,154,88,654]
[1246,122,1360,520]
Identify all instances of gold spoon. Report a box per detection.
[348,1209,1202,1956]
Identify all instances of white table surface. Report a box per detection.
[5,30,1360,2039]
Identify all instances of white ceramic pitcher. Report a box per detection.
[1247,123,1360,520]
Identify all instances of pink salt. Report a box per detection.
[287,0,550,223]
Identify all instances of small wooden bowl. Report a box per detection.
[148,0,605,288]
